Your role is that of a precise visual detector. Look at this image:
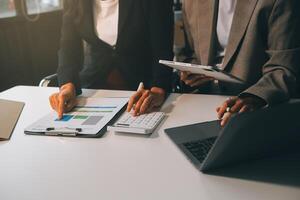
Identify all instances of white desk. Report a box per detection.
[0,86,299,200]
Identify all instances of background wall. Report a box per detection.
[0,0,62,92]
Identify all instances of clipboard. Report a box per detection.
[159,60,245,84]
[24,106,125,138]
[24,97,128,138]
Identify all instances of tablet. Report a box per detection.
[159,60,245,84]
[0,99,24,140]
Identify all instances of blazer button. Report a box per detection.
[112,45,116,50]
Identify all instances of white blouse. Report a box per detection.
[93,0,119,46]
[215,0,237,67]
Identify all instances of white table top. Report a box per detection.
[0,86,299,200]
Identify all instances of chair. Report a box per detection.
[39,74,57,87]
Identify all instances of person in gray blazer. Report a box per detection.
[180,0,300,126]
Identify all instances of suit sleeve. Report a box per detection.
[241,0,300,105]
[145,0,174,92]
[57,1,83,95]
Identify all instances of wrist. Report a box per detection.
[239,93,267,108]
[60,82,76,94]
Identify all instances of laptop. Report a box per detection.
[165,101,300,172]
[0,99,24,140]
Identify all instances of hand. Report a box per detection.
[127,87,166,116]
[180,71,214,87]
[49,83,77,119]
[216,96,266,127]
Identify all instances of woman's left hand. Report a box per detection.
[217,96,267,127]
[127,87,166,116]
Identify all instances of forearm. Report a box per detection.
[241,66,297,105]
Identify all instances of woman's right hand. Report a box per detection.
[49,83,77,119]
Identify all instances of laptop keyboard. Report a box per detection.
[183,137,217,163]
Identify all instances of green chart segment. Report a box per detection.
[73,115,89,120]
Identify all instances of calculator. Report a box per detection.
[107,112,165,134]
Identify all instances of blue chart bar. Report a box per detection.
[55,115,73,122]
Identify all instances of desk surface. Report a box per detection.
[0,86,299,200]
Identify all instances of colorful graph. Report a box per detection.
[72,105,116,113]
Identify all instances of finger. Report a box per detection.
[65,99,76,112]
[140,95,154,114]
[190,77,214,87]
[180,71,191,81]
[127,91,143,112]
[143,96,158,113]
[49,95,56,110]
[182,71,198,83]
[216,107,220,112]
[239,105,255,114]
[229,99,244,113]
[62,91,76,112]
[57,94,66,119]
[134,91,150,116]
[239,105,250,113]
[146,102,156,113]
[217,97,237,119]
[221,112,232,127]
[184,75,203,85]
[51,94,59,111]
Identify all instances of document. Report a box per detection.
[25,97,128,136]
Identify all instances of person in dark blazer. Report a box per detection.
[180,0,300,126]
[49,0,174,118]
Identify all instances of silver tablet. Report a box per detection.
[159,60,245,84]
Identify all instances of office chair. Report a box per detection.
[38,40,90,88]
[39,74,57,87]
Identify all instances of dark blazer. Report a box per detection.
[57,0,174,94]
[183,0,300,105]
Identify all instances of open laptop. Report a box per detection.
[0,99,24,140]
[165,101,300,172]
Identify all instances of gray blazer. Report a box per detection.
[183,0,300,105]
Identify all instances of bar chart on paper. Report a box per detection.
[25,97,129,135]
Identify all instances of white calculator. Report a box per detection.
[107,112,165,134]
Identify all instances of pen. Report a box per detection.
[137,82,144,92]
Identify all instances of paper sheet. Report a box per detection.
[25,97,128,135]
